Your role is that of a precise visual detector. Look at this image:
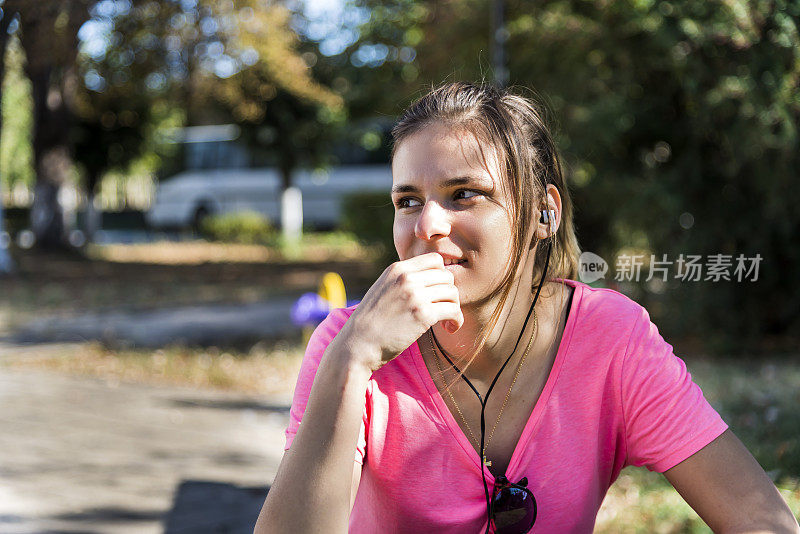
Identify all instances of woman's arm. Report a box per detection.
[253,329,377,534]
[664,429,799,533]
[254,253,462,533]
[351,461,362,512]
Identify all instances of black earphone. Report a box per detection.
[534,209,556,247]
[539,208,556,226]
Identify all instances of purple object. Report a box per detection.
[291,293,330,326]
[291,294,363,327]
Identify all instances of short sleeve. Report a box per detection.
[283,307,369,465]
[621,306,728,472]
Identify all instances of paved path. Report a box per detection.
[0,367,290,533]
[7,296,302,349]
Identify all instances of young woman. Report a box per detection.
[255,82,798,533]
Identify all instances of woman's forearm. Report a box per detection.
[254,326,376,534]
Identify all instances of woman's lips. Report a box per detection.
[444,259,468,270]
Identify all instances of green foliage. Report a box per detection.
[269,230,372,262]
[73,4,166,192]
[336,0,800,353]
[164,0,346,185]
[201,211,275,245]
[341,191,397,268]
[0,0,346,213]
[0,36,33,193]
[594,356,800,530]
[698,358,800,480]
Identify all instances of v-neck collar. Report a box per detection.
[410,278,583,483]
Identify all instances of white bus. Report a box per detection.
[146,165,392,230]
[146,124,393,230]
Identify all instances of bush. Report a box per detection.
[200,211,275,245]
[341,191,396,268]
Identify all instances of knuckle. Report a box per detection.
[412,305,431,324]
[389,262,406,276]
[396,270,410,285]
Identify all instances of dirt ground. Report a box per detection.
[0,244,380,333]
[0,366,288,534]
[0,241,385,532]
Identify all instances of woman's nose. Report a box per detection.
[414,200,451,240]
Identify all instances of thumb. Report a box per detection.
[445,315,463,334]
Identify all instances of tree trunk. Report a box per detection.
[0,198,13,275]
[279,165,302,244]
[30,148,73,247]
[13,1,89,250]
[281,186,303,244]
[24,66,75,248]
[85,191,101,241]
[0,14,14,273]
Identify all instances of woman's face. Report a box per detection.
[391,122,525,307]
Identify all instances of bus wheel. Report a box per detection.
[192,206,211,235]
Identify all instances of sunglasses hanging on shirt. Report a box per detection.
[430,209,554,533]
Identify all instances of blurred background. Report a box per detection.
[0,0,798,532]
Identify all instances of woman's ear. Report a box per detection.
[535,185,562,240]
[529,207,553,248]
[534,208,552,240]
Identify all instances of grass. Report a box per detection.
[596,466,800,532]
[265,230,378,261]
[0,338,307,397]
[595,355,800,530]
[89,231,378,265]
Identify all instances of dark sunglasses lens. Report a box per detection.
[492,486,536,534]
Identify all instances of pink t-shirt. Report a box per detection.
[284,278,728,533]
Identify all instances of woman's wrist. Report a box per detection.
[330,321,384,374]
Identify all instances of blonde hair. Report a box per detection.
[391,82,581,385]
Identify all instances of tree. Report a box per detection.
[183,0,344,240]
[73,0,184,239]
[194,0,344,183]
[331,0,800,351]
[0,10,17,273]
[4,0,91,248]
[0,0,344,248]
[0,36,35,199]
[73,0,343,241]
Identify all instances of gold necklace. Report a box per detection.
[427,308,537,467]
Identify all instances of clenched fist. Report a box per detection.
[341,252,464,371]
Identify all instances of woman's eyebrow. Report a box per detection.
[391,176,489,194]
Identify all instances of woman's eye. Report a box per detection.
[454,189,482,201]
[395,197,421,209]
[394,190,482,209]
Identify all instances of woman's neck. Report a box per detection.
[431,279,568,382]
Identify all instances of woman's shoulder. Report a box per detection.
[315,303,360,333]
[299,304,360,366]
[333,302,360,321]
[560,278,651,335]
